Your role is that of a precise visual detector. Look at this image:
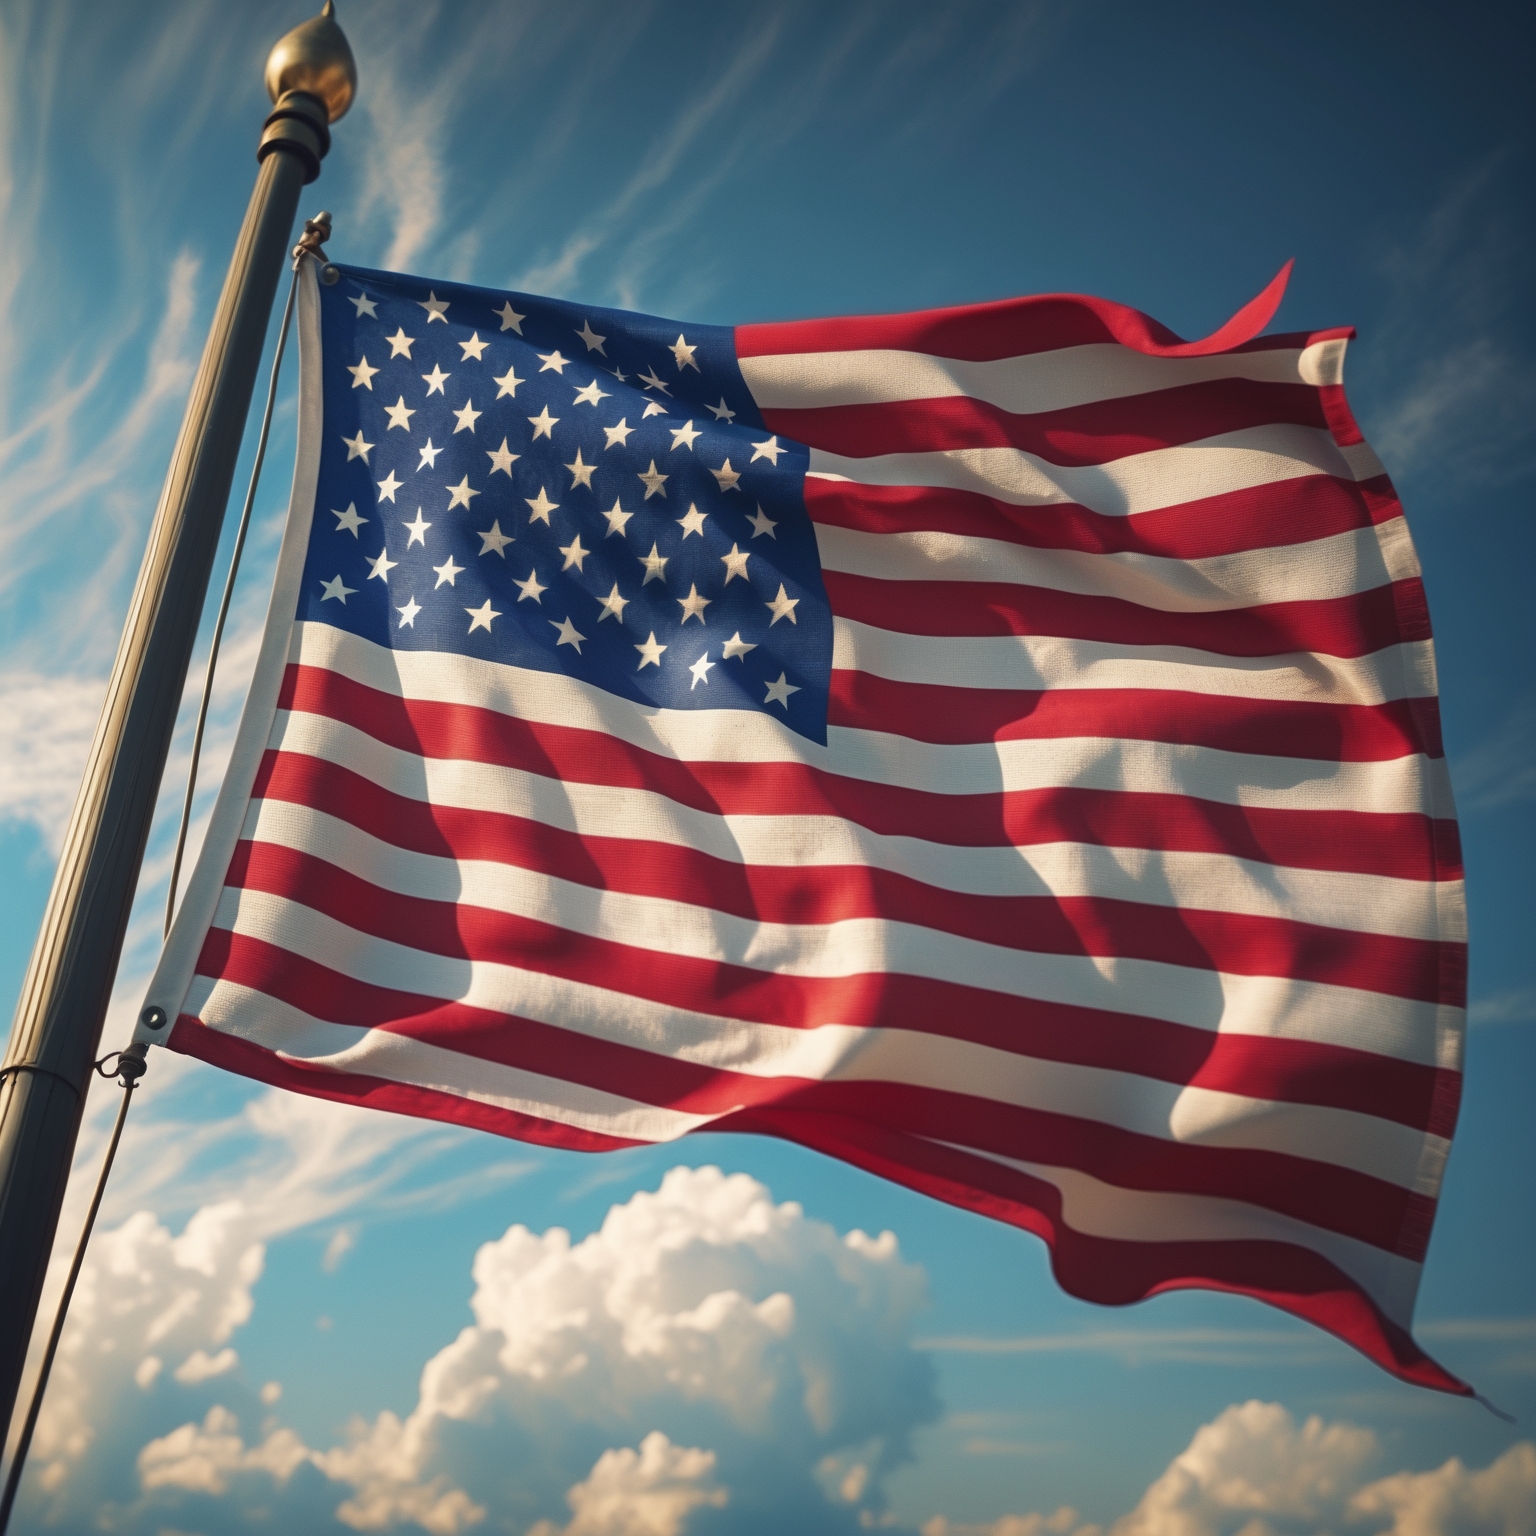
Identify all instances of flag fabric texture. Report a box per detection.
[140,259,1467,1394]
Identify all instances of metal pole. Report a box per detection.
[0,3,355,1454]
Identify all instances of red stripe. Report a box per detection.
[724,1106,1465,1395]
[168,1015,636,1153]
[829,672,1444,763]
[167,1015,1462,1395]
[276,665,1460,882]
[245,759,1463,1133]
[826,570,1425,659]
[244,759,1460,1006]
[190,925,1435,1255]
[805,477,1402,565]
[735,277,1299,363]
[763,379,1329,465]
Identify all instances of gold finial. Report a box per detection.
[265,0,357,124]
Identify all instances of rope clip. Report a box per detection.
[292,209,338,283]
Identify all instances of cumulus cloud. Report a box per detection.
[16,1163,938,1533]
[529,1432,728,1536]
[926,1403,1536,1536]
[301,1164,939,1531]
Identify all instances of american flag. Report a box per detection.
[142,260,1467,1395]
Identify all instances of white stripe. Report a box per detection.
[204,880,1443,1190]
[290,625,1450,815]
[934,1142,1423,1323]
[267,710,1462,942]
[184,975,706,1142]
[815,519,1405,612]
[230,822,1451,1068]
[740,342,1320,415]
[805,424,1356,516]
[832,617,1438,705]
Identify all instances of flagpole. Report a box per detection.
[0,2,356,1452]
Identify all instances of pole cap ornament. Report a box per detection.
[265,0,357,124]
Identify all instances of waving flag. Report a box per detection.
[140,260,1467,1395]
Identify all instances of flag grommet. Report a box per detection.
[138,1006,166,1032]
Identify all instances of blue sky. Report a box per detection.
[1,1,1532,1532]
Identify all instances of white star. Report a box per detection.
[635,632,667,669]
[765,583,799,625]
[386,328,415,358]
[332,502,366,537]
[706,397,736,422]
[342,430,374,463]
[417,437,443,470]
[515,569,546,603]
[597,584,629,622]
[348,355,378,390]
[367,547,397,581]
[677,584,711,624]
[688,652,714,688]
[466,599,501,633]
[396,596,422,628]
[459,331,489,360]
[433,555,464,588]
[641,400,669,419]
[677,503,707,538]
[639,543,668,585]
[764,672,800,709]
[551,616,586,652]
[403,509,431,546]
[320,574,354,603]
[565,449,596,489]
[384,395,415,431]
[559,534,590,572]
[671,334,699,372]
[418,290,449,322]
[710,459,741,492]
[748,504,778,538]
[478,519,513,557]
[638,365,671,394]
[487,438,519,476]
[606,366,629,383]
[528,405,558,440]
[721,631,757,661]
[422,363,450,395]
[601,498,633,537]
[376,469,403,502]
[720,542,750,582]
[446,476,480,509]
[452,398,482,433]
[493,365,524,398]
[537,349,569,374]
[603,418,635,448]
[525,487,558,524]
[751,435,785,465]
[350,291,378,318]
[576,319,607,354]
[496,300,525,333]
[573,379,610,407]
[638,460,668,499]
[669,419,701,452]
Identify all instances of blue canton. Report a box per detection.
[298,264,831,743]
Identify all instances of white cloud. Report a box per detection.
[1468,990,1536,1028]
[529,1432,727,1536]
[17,1163,937,1532]
[923,1403,1536,1536]
[300,1164,938,1528]
[923,1511,1084,1536]
[1351,1442,1536,1536]
[1114,1400,1378,1536]
[138,1403,311,1497]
